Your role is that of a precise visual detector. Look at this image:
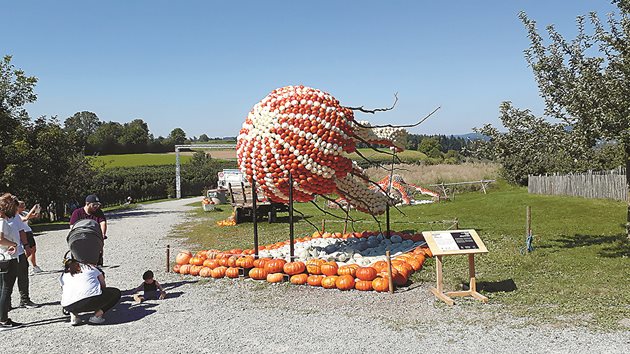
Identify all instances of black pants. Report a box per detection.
[0,259,18,322]
[16,254,30,304]
[63,287,121,315]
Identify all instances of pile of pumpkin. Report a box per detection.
[173,236,431,292]
[216,211,237,226]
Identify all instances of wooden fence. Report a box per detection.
[528,167,627,201]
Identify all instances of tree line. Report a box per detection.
[1,55,235,218]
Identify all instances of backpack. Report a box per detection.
[66,219,104,264]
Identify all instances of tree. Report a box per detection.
[168,128,187,146]
[418,137,440,154]
[87,121,124,154]
[520,1,630,237]
[198,134,210,142]
[64,111,101,146]
[118,119,150,153]
[1,55,38,172]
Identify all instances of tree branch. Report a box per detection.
[344,93,398,114]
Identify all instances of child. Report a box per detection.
[132,270,166,303]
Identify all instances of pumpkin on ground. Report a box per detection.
[264,259,287,274]
[337,265,357,277]
[227,256,239,267]
[179,264,192,275]
[176,251,192,265]
[189,265,203,276]
[355,267,378,281]
[249,267,268,280]
[306,259,324,275]
[211,266,227,279]
[236,256,255,268]
[372,277,389,292]
[189,257,204,266]
[335,275,355,291]
[226,267,240,278]
[372,261,388,273]
[290,273,308,285]
[355,280,373,291]
[172,264,181,273]
[321,261,339,276]
[199,267,212,277]
[254,258,271,268]
[267,273,284,283]
[283,261,306,275]
[203,259,219,269]
[307,274,324,286]
[321,276,338,289]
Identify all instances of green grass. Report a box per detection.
[90,153,193,168]
[171,181,630,329]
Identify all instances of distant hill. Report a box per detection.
[454,132,490,141]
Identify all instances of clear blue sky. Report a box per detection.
[1,1,619,138]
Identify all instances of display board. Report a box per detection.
[423,229,488,256]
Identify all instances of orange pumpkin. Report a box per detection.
[227,255,239,268]
[189,257,204,266]
[264,259,287,274]
[372,277,390,292]
[253,258,271,268]
[211,266,227,278]
[249,267,268,280]
[355,280,373,291]
[199,266,212,277]
[218,257,230,267]
[266,273,284,283]
[189,265,203,276]
[203,259,219,269]
[179,264,192,275]
[355,267,378,281]
[372,261,388,273]
[335,275,355,291]
[236,256,255,268]
[321,276,338,289]
[290,273,308,285]
[379,268,408,286]
[307,274,324,286]
[321,261,339,276]
[226,267,240,278]
[172,264,181,273]
[337,265,356,277]
[306,259,324,275]
[283,261,306,275]
[176,251,192,265]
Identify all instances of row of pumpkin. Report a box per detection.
[173,243,431,292]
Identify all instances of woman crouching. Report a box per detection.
[60,259,120,325]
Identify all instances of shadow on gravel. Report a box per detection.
[106,210,174,220]
[22,316,69,328]
[105,296,159,324]
[160,280,198,291]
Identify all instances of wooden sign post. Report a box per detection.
[422,229,488,306]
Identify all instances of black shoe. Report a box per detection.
[19,301,40,309]
[0,319,23,330]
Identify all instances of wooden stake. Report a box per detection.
[166,244,170,272]
[321,219,326,233]
[385,250,394,294]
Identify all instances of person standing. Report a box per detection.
[69,194,107,265]
[7,202,40,309]
[0,193,23,330]
[17,201,42,273]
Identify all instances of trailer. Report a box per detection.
[227,182,288,224]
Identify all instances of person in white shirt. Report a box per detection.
[7,202,40,309]
[0,193,23,330]
[17,201,42,273]
[60,259,121,326]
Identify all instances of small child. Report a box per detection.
[132,270,166,303]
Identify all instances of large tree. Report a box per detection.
[520,0,630,237]
[64,111,101,148]
[118,118,150,153]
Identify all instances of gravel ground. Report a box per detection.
[4,197,629,353]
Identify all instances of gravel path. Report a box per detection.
[4,197,629,353]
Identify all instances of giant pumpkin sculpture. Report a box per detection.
[237,85,407,215]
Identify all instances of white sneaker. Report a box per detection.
[88,316,105,325]
[70,313,81,326]
[30,266,43,274]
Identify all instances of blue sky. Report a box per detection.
[1,1,619,138]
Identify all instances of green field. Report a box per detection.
[172,182,629,329]
[92,148,428,169]
[90,153,193,168]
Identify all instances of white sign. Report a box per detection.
[432,232,460,251]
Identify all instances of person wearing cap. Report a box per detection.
[69,195,108,265]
